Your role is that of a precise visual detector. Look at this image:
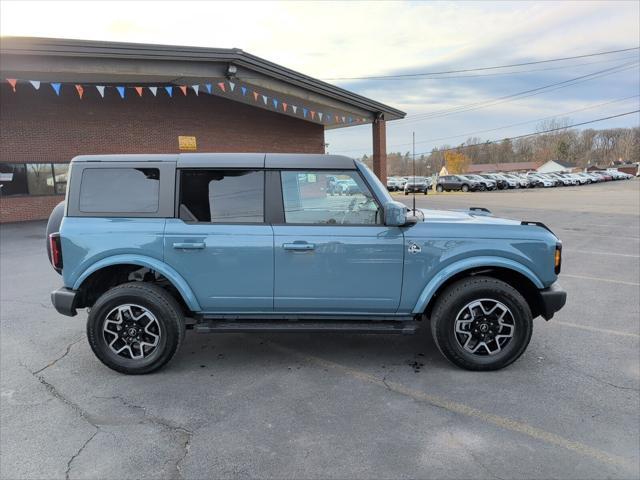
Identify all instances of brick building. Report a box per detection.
[0,37,404,222]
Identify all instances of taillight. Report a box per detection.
[554,242,562,274]
[49,233,63,272]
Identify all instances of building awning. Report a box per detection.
[0,36,405,129]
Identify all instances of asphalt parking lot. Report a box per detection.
[1,179,638,480]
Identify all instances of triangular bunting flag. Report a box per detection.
[302,108,308,118]
[149,86,158,96]
[241,86,247,96]
[165,86,173,97]
[75,85,84,99]
[179,85,187,96]
[273,99,278,109]
[253,91,259,101]
[135,87,144,97]
[335,115,340,123]
[192,85,199,96]
[282,102,288,112]
[318,112,323,121]
[262,95,268,105]
[6,79,17,92]
[228,82,235,92]
[348,116,353,123]
[96,86,105,98]
[51,83,61,96]
[205,83,212,94]
[292,105,298,114]
[310,111,315,120]
[342,116,346,123]
[217,82,226,93]
[29,80,41,90]
[116,86,125,98]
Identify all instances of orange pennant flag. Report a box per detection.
[217,82,226,93]
[75,84,84,99]
[310,111,316,120]
[179,85,187,96]
[282,102,288,112]
[135,86,144,97]
[6,79,17,92]
[253,91,259,101]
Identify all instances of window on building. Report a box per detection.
[79,168,160,213]
[0,164,28,196]
[0,163,68,196]
[281,170,381,225]
[179,170,264,223]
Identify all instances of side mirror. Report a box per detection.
[384,201,418,227]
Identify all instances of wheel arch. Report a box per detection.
[414,258,545,319]
[73,255,201,312]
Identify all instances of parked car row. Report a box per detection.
[418,170,633,193]
[387,176,433,195]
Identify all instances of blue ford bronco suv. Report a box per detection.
[47,153,566,374]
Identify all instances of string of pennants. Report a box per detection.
[4,78,369,126]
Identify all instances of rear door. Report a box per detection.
[272,169,404,314]
[164,168,273,313]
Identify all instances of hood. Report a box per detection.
[418,208,521,226]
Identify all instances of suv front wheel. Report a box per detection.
[430,276,533,371]
[87,282,185,374]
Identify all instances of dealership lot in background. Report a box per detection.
[1,180,638,479]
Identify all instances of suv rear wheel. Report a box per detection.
[430,276,533,371]
[436,184,444,193]
[87,282,185,374]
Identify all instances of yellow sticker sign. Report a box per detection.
[178,136,197,151]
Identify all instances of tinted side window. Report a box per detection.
[281,170,380,225]
[180,170,264,223]
[79,168,159,213]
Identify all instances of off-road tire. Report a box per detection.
[87,282,185,374]
[430,276,533,371]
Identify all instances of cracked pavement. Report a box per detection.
[1,181,639,479]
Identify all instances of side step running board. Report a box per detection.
[194,319,418,335]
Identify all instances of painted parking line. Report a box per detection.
[562,273,640,286]
[267,341,636,472]
[566,250,640,258]
[554,321,640,338]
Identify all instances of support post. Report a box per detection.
[372,116,387,184]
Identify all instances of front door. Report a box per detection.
[164,169,273,313]
[273,170,404,314]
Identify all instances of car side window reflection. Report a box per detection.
[281,170,381,225]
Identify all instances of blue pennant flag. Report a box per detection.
[241,86,247,96]
[51,83,61,96]
[205,83,212,94]
[273,99,278,109]
[302,108,308,118]
[165,86,173,97]
[348,116,353,123]
[116,86,125,98]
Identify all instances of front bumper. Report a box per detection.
[539,282,567,320]
[51,287,79,317]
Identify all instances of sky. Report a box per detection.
[1,0,638,157]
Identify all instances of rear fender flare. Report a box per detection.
[72,254,201,312]
[412,256,544,314]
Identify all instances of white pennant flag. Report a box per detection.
[262,95,268,105]
[228,81,235,92]
[291,105,298,114]
[149,86,158,96]
[29,80,41,90]
[96,86,105,98]
[318,112,323,121]
[191,85,199,96]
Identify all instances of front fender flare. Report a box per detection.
[72,254,201,312]
[412,256,544,314]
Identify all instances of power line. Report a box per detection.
[324,47,640,81]
[411,110,640,156]
[395,62,639,124]
[334,94,640,153]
